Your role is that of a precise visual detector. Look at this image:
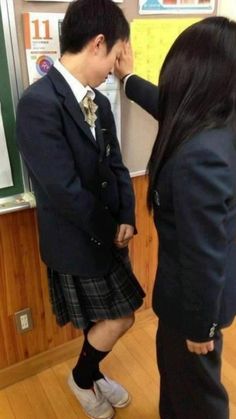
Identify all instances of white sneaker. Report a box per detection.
[95,376,131,408]
[68,373,114,419]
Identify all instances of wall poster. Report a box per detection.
[139,0,215,15]
[23,12,64,84]
[131,18,199,83]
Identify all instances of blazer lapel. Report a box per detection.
[47,66,99,149]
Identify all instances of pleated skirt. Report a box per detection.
[47,250,145,329]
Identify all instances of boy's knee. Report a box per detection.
[109,314,135,335]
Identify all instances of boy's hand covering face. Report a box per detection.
[114,41,134,79]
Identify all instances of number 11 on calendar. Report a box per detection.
[23,12,64,84]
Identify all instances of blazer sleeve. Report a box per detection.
[16,92,117,248]
[125,75,159,120]
[100,97,136,227]
[172,142,234,342]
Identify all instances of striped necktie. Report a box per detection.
[82,94,98,127]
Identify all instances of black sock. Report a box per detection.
[83,321,104,381]
[82,323,105,382]
[72,337,110,389]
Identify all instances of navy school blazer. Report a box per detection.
[126,75,236,342]
[16,66,135,276]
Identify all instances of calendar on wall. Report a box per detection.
[23,12,63,84]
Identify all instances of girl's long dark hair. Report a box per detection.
[147,16,236,210]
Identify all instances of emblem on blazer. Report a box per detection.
[153,189,160,207]
[106,144,111,157]
[209,323,218,338]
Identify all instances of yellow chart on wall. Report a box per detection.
[131,18,200,84]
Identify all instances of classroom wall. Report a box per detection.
[218,0,236,19]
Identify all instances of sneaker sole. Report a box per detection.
[88,412,114,419]
[112,394,131,408]
[79,407,114,419]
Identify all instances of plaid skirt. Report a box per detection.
[47,250,145,329]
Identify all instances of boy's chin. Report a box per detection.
[89,80,100,88]
[92,80,106,88]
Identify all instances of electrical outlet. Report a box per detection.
[20,314,29,330]
[14,308,33,333]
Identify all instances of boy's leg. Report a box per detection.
[73,314,134,388]
[70,315,134,406]
[156,321,229,419]
[82,321,105,381]
[72,337,110,389]
[68,315,134,418]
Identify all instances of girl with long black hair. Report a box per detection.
[116,16,236,419]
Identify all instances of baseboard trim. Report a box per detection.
[0,336,83,389]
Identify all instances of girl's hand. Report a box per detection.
[115,41,134,80]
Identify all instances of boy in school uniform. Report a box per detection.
[16,1,145,418]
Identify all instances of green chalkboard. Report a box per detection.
[0,6,24,199]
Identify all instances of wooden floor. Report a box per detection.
[0,309,235,419]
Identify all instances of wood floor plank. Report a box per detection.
[22,376,57,419]
[129,327,157,361]
[112,339,158,407]
[230,404,236,419]
[121,331,158,382]
[0,390,15,419]
[37,369,78,419]
[5,382,35,419]
[144,321,158,341]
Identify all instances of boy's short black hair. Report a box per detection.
[61,0,130,55]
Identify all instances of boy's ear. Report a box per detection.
[92,34,106,54]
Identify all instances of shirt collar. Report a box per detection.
[53,59,95,104]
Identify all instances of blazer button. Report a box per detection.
[209,323,217,338]
[153,190,160,207]
[106,144,111,157]
[101,181,108,189]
